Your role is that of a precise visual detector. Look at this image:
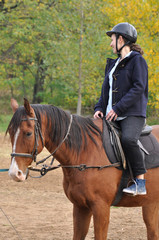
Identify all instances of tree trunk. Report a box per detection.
[76,0,83,116]
[22,66,27,98]
[33,52,47,103]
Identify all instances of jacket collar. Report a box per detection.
[107,51,140,62]
[106,51,140,71]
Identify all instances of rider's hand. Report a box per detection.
[106,109,118,121]
[94,111,103,119]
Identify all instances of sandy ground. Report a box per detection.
[0,133,147,240]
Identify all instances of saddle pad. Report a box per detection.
[112,133,159,206]
[102,119,122,169]
[140,133,159,169]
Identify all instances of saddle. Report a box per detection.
[103,120,151,169]
[102,119,159,205]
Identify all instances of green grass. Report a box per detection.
[0,115,12,133]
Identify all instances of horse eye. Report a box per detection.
[26,132,32,137]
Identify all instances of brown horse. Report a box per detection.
[7,98,159,240]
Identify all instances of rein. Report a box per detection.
[34,114,73,166]
[29,161,121,177]
[10,114,73,172]
[10,113,121,178]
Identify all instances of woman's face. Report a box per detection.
[110,34,117,54]
[110,34,123,54]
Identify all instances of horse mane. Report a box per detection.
[6,104,102,153]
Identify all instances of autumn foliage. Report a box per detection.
[0,0,158,116]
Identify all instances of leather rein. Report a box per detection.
[10,114,120,178]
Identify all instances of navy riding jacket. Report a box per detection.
[94,51,148,118]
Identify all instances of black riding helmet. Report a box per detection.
[106,22,137,56]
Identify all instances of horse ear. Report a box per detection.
[11,98,19,113]
[24,98,34,117]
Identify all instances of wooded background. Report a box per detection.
[0,0,159,116]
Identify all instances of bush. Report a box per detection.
[0,115,12,133]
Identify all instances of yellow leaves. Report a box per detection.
[100,0,159,110]
[151,20,159,34]
[156,95,159,109]
[0,0,158,112]
[0,65,6,73]
[57,19,62,25]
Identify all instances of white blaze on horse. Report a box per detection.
[7,98,159,240]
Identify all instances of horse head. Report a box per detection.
[7,98,44,182]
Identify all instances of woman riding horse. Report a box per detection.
[94,22,148,196]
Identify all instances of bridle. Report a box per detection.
[11,117,44,162]
[10,114,73,164]
[10,114,121,178]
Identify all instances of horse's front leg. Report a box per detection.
[73,205,92,240]
[92,201,110,240]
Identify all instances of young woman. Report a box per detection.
[94,22,148,195]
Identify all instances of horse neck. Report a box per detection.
[44,138,78,166]
[41,113,74,165]
[42,113,106,167]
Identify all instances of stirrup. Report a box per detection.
[123,179,138,196]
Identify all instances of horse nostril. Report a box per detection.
[16,170,26,181]
[17,170,22,177]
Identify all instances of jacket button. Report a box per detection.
[113,102,117,106]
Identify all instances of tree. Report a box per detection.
[101,0,159,114]
[0,0,158,117]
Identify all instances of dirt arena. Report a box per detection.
[0,132,147,240]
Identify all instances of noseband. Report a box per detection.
[11,117,44,162]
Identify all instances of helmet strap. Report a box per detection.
[115,34,131,57]
[115,34,120,57]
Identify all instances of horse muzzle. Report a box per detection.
[9,162,29,182]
